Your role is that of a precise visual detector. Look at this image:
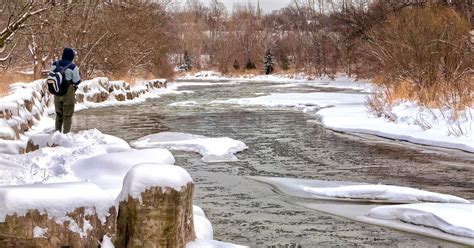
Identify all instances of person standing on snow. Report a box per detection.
[49,47,81,133]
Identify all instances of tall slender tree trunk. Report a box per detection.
[33,61,44,80]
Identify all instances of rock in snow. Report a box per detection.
[0,182,114,223]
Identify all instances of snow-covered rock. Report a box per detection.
[0,182,116,247]
[0,182,113,223]
[131,132,248,162]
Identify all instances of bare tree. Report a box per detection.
[0,1,52,69]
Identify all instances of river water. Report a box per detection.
[72,80,474,247]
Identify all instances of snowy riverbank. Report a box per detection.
[0,77,172,154]
[0,130,247,247]
[179,71,473,153]
[0,77,247,247]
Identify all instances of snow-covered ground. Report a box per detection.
[0,78,181,155]
[0,129,248,247]
[0,78,247,247]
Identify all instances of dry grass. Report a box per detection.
[0,72,34,96]
[374,78,416,105]
[369,74,473,123]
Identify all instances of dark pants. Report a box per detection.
[54,85,75,133]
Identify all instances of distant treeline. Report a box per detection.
[0,0,473,114]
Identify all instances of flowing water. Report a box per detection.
[72,80,474,247]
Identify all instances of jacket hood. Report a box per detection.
[61,48,75,61]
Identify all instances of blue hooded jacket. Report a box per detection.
[49,48,81,95]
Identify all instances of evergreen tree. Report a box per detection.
[280,55,290,71]
[263,51,274,75]
[183,51,192,71]
[178,51,192,72]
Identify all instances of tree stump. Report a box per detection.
[116,164,195,248]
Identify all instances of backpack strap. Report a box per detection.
[60,62,74,74]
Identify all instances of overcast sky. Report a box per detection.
[202,0,292,13]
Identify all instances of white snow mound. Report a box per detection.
[131,132,248,162]
[368,203,474,238]
[193,206,213,240]
[301,184,470,203]
[72,148,175,192]
[0,129,132,186]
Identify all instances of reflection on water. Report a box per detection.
[73,80,473,247]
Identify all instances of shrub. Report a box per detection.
[366,6,473,112]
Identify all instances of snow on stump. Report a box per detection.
[0,183,115,247]
[116,164,195,247]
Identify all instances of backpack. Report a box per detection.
[46,61,73,96]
